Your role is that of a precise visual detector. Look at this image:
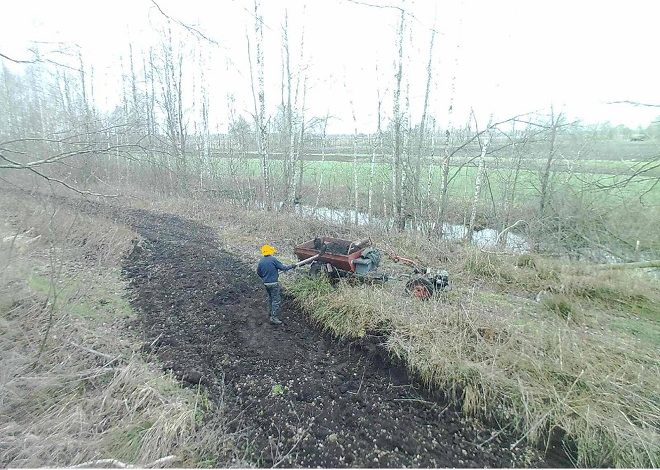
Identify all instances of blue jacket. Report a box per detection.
[257,256,294,283]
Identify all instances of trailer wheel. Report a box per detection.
[405,278,434,300]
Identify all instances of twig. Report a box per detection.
[144,455,179,468]
[478,424,511,447]
[68,341,117,360]
[0,51,36,64]
[70,458,128,468]
[0,51,82,72]
[149,332,164,349]
[272,423,310,468]
[595,260,660,270]
[393,398,438,407]
[70,455,178,469]
[1,229,21,278]
[494,219,528,246]
[356,365,366,394]
[348,365,367,395]
[607,100,660,108]
[25,164,120,198]
[150,0,219,45]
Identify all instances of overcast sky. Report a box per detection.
[2,0,659,133]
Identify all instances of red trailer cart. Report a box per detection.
[294,236,449,299]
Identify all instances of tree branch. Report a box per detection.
[3,158,120,198]
[150,0,220,45]
[0,50,81,72]
[596,260,660,269]
[607,100,660,108]
[0,52,35,64]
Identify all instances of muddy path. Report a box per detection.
[101,204,536,467]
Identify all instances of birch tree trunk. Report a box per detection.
[78,50,89,118]
[313,113,329,213]
[500,124,529,248]
[282,11,294,207]
[345,80,360,225]
[376,85,387,222]
[466,130,492,242]
[367,134,376,222]
[293,75,307,210]
[198,47,210,189]
[415,27,435,221]
[291,13,306,208]
[392,6,405,231]
[254,0,272,210]
[402,78,412,229]
[77,50,92,181]
[128,43,139,116]
[435,23,461,236]
[423,122,436,233]
[369,89,383,223]
[539,106,561,217]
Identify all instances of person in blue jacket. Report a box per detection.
[257,244,296,325]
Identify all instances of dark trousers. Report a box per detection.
[264,283,282,319]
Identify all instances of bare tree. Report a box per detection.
[128,43,139,117]
[252,0,273,209]
[435,21,461,236]
[154,25,188,189]
[344,79,361,225]
[539,105,562,217]
[414,26,435,222]
[291,14,307,209]
[498,122,532,248]
[392,5,406,230]
[313,113,330,213]
[466,122,493,242]
[293,75,307,209]
[281,10,295,207]
[368,88,384,222]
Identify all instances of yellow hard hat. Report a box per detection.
[261,244,277,256]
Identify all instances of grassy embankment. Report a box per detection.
[287,257,659,467]
[0,193,241,467]
[143,195,659,468]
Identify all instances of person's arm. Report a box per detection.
[274,257,295,271]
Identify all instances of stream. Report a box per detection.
[297,205,531,253]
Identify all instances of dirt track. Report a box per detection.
[113,206,535,467]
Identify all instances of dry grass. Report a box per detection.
[0,193,243,468]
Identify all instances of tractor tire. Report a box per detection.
[405,277,434,300]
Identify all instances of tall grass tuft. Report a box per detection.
[286,276,384,338]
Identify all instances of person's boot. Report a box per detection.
[269,316,282,325]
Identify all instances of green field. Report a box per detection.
[209,157,660,208]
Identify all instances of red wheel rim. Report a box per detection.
[412,285,430,299]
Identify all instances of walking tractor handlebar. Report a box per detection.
[295,254,320,268]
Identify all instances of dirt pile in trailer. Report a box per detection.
[86,203,536,467]
[313,237,355,254]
